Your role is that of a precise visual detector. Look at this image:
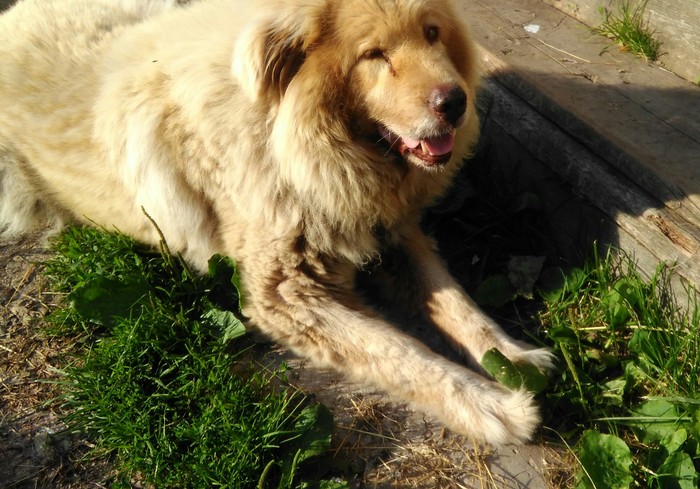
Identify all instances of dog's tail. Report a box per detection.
[0,143,66,238]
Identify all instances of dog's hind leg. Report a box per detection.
[239,246,541,445]
[397,223,555,371]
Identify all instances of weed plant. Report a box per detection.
[596,0,663,61]
[540,248,700,488]
[43,226,347,488]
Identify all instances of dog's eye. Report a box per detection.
[425,25,439,43]
[363,48,385,60]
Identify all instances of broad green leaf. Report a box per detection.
[473,274,515,308]
[207,253,244,310]
[201,308,246,342]
[537,266,586,303]
[575,431,633,489]
[629,399,681,444]
[656,450,697,489]
[624,361,650,393]
[604,289,627,329]
[297,481,351,489]
[514,192,542,212]
[688,410,700,457]
[601,378,626,406]
[278,404,335,488]
[613,278,641,304]
[661,428,687,454]
[546,323,578,343]
[480,348,549,394]
[628,330,663,371]
[69,276,149,326]
[604,278,642,328]
[318,481,351,489]
[605,287,630,328]
[291,404,334,464]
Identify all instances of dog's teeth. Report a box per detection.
[420,141,429,154]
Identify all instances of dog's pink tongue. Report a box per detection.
[422,132,455,156]
[401,135,421,149]
[401,133,455,156]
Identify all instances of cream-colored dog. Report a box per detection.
[0,0,553,444]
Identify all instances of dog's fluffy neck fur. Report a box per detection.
[127,1,476,267]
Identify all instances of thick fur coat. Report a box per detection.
[0,0,553,444]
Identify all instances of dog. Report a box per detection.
[0,0,553,445]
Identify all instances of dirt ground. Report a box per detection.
[0,233,117,488]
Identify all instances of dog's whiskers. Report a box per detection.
[376,134,400,158]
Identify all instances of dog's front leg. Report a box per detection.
[398,224,554,370]
[241,254,540,445]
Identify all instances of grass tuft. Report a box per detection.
[596,0,663,61]
[539,247,700,488]
[42,226,347,488]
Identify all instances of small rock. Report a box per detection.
[33,427,56,461]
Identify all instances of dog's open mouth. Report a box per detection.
[378,125,455,167]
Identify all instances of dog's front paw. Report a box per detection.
[507,346,557,372]
[458,386,540,445]
[503,348,557,372]
[432,375,540,445]
[488,388,542,444]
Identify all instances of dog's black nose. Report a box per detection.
[430,86,467,126]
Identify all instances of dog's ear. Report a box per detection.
[232,4,322,102]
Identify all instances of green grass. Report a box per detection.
[43,226,348,488]
[596,0,663,62]
[538,248,700,488]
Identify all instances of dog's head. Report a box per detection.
[233,0,480,170]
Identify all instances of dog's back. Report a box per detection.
[0,1,229,268]
[0,0,176,237]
